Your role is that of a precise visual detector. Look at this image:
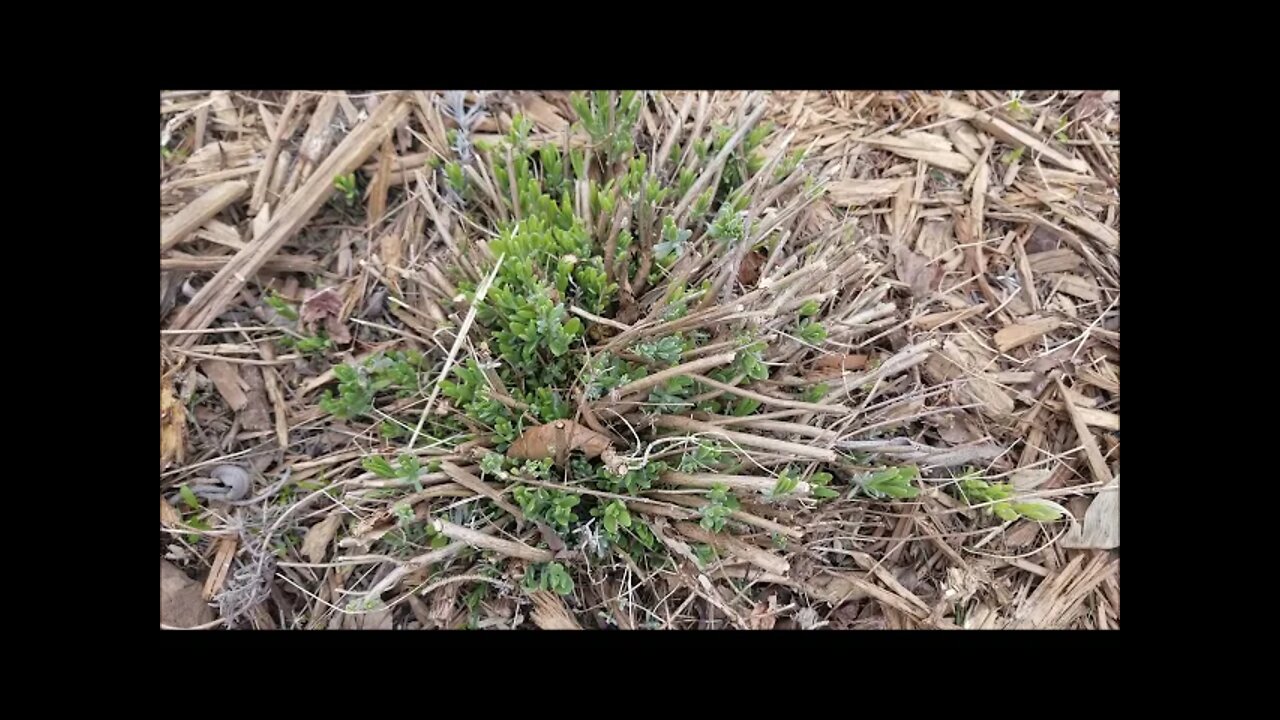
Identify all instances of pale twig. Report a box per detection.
[408,254,504,450]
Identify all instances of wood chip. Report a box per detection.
[826,178,906,206]
[1052,274,1100,302]
[912,304,986,331]
[185,140,259,175]
[674,521,789,575]
[202,537,238,601]
[200,360,249,411]
[160,181,249,252]
[994,316,1064,352]
[1027,248,1084,274]
[1070,405,1120,431]
[860,133,973,174]
[1055,376,1114,485]
[1052,202,1120,250]
[238,365,273,431]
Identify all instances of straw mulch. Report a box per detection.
[160,90,1118,630]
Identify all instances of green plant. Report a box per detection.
[444,161,467,197]
[955,474,1064,522]
[633,335,685,365]
[264,291,329,355]
[334,172,358,205]
[798,299,821,317]
[699,483,740,532]
[858,466,920,499]
[321,351,427,420]
[176,484,209,544]
[265,291,299,321]
[593,459,666,496]
[571,91,643,164]
[797,321,827,344]
[524,561,574,596]
[512,486,581,533]
[647,375,696,413]
[391,500,415,525]
[770,469,800,498]
[775,147,806,179]
[362,453,424,491]
[801,383,830,403]
[598,499,633,538]
[808,471,839,500]
[692,544,718,567]
[654,216,692,263]
[678,441,726,473]
[1002,146,1026,165]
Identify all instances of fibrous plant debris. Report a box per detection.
[161,89,1119,630]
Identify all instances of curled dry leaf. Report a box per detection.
[300,286,352,344]
[1061,476,1119,550]
[160,375,187,470]
[302,513,344,564]
[506,420,615,463]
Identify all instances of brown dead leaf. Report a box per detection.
[161,375,187,469]
[738,250,766,287]
[507,420,615,462]
[894,244,940,297]
[300,286,352,344]
[161,559,216,628]
[302,513,344,564]
[747,595,780,630]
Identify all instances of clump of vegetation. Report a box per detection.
[297,90,976,627]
